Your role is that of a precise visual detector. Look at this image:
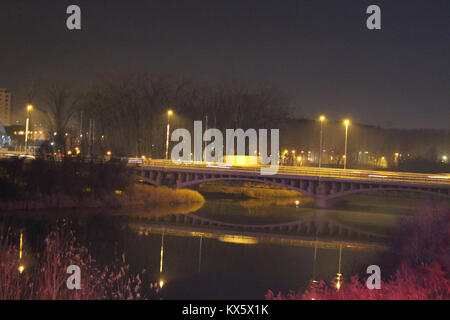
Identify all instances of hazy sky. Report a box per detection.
[0,0,448,129]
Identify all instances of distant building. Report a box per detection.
[0,120,11,149]
[0,88,12,126]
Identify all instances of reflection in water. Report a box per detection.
[160,232,164,272]
[311,235,318,284]
[19,232,23,259]
[198,236,202,273]
[1,195,401,299]
[218,235,259,245]
[141,211,387,242]
[134,220,382,299]
[135,223,385,251]
[333,244,344,290]
[160,231,165,287]
[239,197,314,209]
[309,233,344,290]
[130,201,205,218]
[18,232,24,274]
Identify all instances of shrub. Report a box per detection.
[266,205,450,300]
[0,223,156,300]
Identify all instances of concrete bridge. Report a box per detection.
[137,160,450,208]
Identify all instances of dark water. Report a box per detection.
[0,195,431,299]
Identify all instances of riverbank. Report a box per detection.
[0,184,205,211]
[0,158,204,211]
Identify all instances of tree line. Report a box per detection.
[27,72,289,158]
[19,71,448,168]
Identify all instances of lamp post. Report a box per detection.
[24,105,33,153]
[165,110,173,160]
[318,115,325,168]
[343,120,350,169]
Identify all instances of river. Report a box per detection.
[0,194,437,299]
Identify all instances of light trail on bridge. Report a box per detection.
[139,159,450,187]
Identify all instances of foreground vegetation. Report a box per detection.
[0,159,204,210]
[0,223,157,300]
[266,204,450,300]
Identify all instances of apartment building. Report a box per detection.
[0,88,12,126]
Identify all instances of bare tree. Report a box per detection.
[38,83,80,152]
[83,72,290,158]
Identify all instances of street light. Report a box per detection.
[165,110,173,160]
[25,105,33,153]
[318,115,326,168]
[343,119,350,169]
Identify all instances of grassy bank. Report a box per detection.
[125,184,205,207]
[0,184,205,211]
[199,181,307,199]
[0,159,204,211]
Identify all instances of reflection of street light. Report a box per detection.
[19,232,24,274]
[332,243,344,290]
[442,155,448,163]
[319,115,326,168]
[308,236,319,299]
[25,105,33,153]
[159,232,165,288]
[165,110,173,160]
[198,236,203,273]
[343,120,350,169]
[335,273,342,290]
[160,231,165,273]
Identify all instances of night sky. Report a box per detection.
[0,0,448,129]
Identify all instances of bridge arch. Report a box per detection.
[171,177,450,202]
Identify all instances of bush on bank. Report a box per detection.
[0,159,204,210]
[266,205,450,300]
[0,223,155,300]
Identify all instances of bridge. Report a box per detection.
[137,160,450,208]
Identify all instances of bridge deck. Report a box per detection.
[140,160,449,188]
